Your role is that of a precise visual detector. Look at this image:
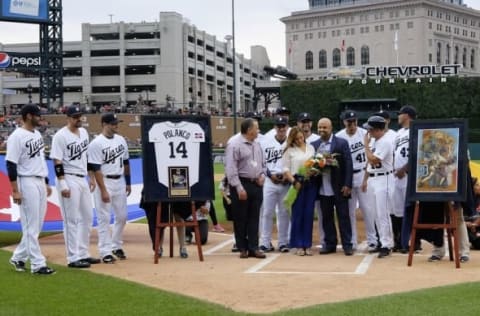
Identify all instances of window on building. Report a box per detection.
[446,44,450,64]
[347,47,355,66]
[332,48,341,67]
[472,49,476,69]
[407,21,414,29]
[429,53,433,63]
[437,42,442,64]
[306,51,314,70]
[361,45,370,65]
[454,46,459,64]
[463,47,467,67]
[319,50,327,68]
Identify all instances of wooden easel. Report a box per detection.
[407,201,460,268]
[153,201,204,264]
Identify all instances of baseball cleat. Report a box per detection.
[33,266,56,275]
[9,259,26,272]
[112,249,127,260]
[102,255,116,264]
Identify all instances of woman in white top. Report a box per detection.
[283,127,318,256]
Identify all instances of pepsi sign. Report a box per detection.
[0,52,41,70]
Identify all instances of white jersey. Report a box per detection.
[6,127,48,177]
[88,134,129,175]
[366,135,394,174]
[260,135,287,175]
[336,127,367,171]
[305,132,320,144]
[50,126,90,175]
[394,127,410,170]
[384,129,397,152]
[148,121,205,187]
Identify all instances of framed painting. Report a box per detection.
[407,119,468,202]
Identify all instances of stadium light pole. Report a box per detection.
[231,0,237,134]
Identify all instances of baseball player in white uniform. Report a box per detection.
[336,110,376,251]
[88,113,131,263]
[259,117,290,253]
[264,107,291,139]
[6,105,55,275]
[393,105,416,251]
[50,105,99,268]
[362,116,395,258]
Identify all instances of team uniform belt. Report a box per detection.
[369,171,393,177]
[353,169,363,174]
[65,173,85,178]
[19,175,44,179]
[105,175,122,179]
[239,177,258,183]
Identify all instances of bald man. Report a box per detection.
[311,118,354,256]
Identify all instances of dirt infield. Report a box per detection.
[5,223,480,314]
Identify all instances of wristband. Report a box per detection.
[59,179,69,192]
[125,175,131,186]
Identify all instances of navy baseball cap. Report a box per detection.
[21,104,41,117]
[363,116,386,130]
[342,110,357,121]
[275,116,289,126]
[297,112,312,122]
[374,111,390,119]
[245,111,262,121]
[101,113,122,124]
[276,106,291,115]
[66,105,83,117]
[398,105,417,118]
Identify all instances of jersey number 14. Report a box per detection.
[169,141,188,159]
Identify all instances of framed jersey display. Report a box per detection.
[141,115,215,202]
[406,119,468,202]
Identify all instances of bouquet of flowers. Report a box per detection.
[283,152,339,210]
[298,152,339,179]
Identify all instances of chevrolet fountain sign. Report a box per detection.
[348,64,461,85]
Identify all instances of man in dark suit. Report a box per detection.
[311,118,354,256]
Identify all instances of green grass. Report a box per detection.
[0,248,479,315]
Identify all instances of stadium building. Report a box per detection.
[281,0,480,80]
[0,12,270,113]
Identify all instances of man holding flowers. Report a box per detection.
[311,118,354,256]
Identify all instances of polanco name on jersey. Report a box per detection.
[163,129,192,140]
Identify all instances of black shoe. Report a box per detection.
[68,260,91,268]
[460,256,469,263]
[33,266,56,275]
[231,244,240,252]
[259,245,274,253]
[9,259,26,272]
[428,255,442,262]
[185,234,192,244]
[319,248,336,255]
[399,248,409,254]
[102,255,116,264]
[278,245,290,253]
[344,248,354,256]
[377,248,391,258]
[80,257,101,264]
[112,249,127,260]
[368,244,380,253]
[180,247,188,259]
